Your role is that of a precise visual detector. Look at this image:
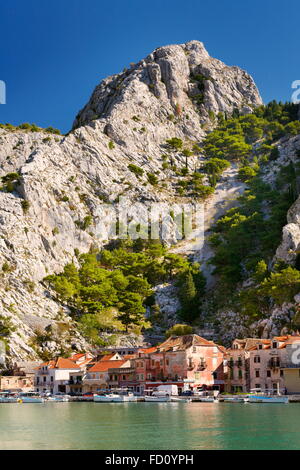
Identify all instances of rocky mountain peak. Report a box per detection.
[0,41,263,360]
[73,40,262,144]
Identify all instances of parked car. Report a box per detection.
[181,390,194,396]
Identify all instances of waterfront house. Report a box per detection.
[83,359,131,393]
[225,335,300,393]
[35,357,81,395]
[132,334,225,395]
[66,353,95,394]
[0,374,34,392]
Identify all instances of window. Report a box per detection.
[280,370,283,377]
[258,344,263,350]
[267,370,271,377]
[272,342,277,349]
[212,372,217,379]
[255,384,260,389]
[238,369,243,379]
[122,375,126,381]
[255,370,260,378]
[254,356,260,363]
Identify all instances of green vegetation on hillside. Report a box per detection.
[0,122,61,135]
[206,101,300,321]
[44,239,206,344]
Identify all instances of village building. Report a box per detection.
[96,346,143,358]
[225,335,300,393]
[0,361,39,392]
[0,375,34,392]
[35,357,82,395]
[132,334,225,395]
[83,358,131,393]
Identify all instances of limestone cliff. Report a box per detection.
[0,40,262,360]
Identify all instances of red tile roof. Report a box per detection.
[157,334,217,352]
[88,360,127,373]
[139,347,157,354]
[99,353,119,361]
[69,353,86,360]
[39,357,80,370]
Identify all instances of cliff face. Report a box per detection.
[275,135,300,264]
[0,40,262,360]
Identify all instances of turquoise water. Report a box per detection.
[0,402,299,450]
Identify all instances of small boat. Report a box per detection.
[248,395,288,404]
[170,397,191,403]
[47,395,70,402]
[0,392,18,403]
[78,394,95,401]
[223,397,245,403]
[197,396,215,402]
[248,388,289,404]
[94,393,120,402]
[112,393,137,402]
[18,392,45,403]
[144,395,171,402]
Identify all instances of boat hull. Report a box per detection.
[0,397,18,403]
[94,394,120,402]
[223,397,245,403]
[248,396,289,404]
[144,396,171,402]
[112,395,137,402]
[20,397,45,403]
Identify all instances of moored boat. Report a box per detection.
[0,392,18,403]
[248,388,289,404]
[144,395,171,402]
[112,393,137,402]
[170,397,191,403]
[47,395,70,402]
[197,396,215,402]
[18,391,45,403]
[248,395,288,404]
[223,397,245,403]
[94,393,120,402]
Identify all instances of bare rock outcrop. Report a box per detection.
[0,40,262,359]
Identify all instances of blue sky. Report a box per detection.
[0,0,298,133]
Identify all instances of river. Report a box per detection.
[0,402,298,450]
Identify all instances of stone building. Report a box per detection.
[132,334,225,395]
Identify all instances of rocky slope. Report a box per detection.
[215,133,300,344]
[0,40,262,360]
